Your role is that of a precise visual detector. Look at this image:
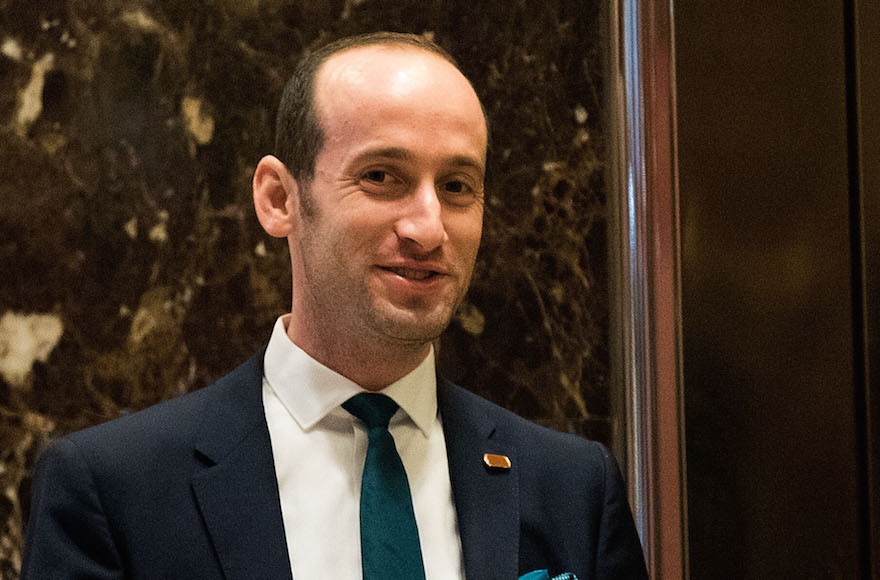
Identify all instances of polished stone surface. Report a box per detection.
[0,0,607,574]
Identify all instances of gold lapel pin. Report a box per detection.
[483,453,512,470]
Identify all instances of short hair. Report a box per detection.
[274,32,463,192]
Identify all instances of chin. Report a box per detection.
[374,307,453,344]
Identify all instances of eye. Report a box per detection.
[444,180,466,194]
[440,177,483,206]
[363,169,387,183]
[359,167,406,197]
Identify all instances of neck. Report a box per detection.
[286,321,433,391]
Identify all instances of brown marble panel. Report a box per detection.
[0,0,607,574]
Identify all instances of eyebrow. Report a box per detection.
[354,146,486,174]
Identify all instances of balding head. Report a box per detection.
[274,32,485,196]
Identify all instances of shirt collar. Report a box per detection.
[263,315,438,436]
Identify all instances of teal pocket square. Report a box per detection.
[518,570,578,580]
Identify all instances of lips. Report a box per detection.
[384,266,436,281]
[375,263,453,300]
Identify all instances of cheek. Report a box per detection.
[339,213,397,256]
[448,213,484,256]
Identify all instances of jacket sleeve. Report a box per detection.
[594,446,650,579]
[21,436,124,579]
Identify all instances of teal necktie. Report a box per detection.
[343,393,426,580]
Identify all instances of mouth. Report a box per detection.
[382,266,439,281]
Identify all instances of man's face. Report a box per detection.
[288,46,487,351]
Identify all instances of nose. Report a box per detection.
[394,181,448,253]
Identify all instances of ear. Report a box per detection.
[253,155,299,238]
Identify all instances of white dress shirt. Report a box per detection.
[262,315,466,579]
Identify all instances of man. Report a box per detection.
[22,32,648,579]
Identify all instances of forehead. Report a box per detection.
[315,44,466,96]
[312,45,487,142]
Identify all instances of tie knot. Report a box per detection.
[343,393,399,430]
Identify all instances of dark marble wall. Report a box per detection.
[0,0,607,574]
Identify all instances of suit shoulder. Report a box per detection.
[440,379,621,517]
[440,379,609,461]
[63,353,263,464]
[67,382,210,449]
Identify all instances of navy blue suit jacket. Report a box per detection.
[22,353,648,579]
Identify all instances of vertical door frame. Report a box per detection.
[851,0,879,576]
[608,0,688,577]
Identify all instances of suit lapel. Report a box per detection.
[190,353,293,580]
[439,379,520,580]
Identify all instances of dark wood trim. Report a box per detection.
[852,0,880,576]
